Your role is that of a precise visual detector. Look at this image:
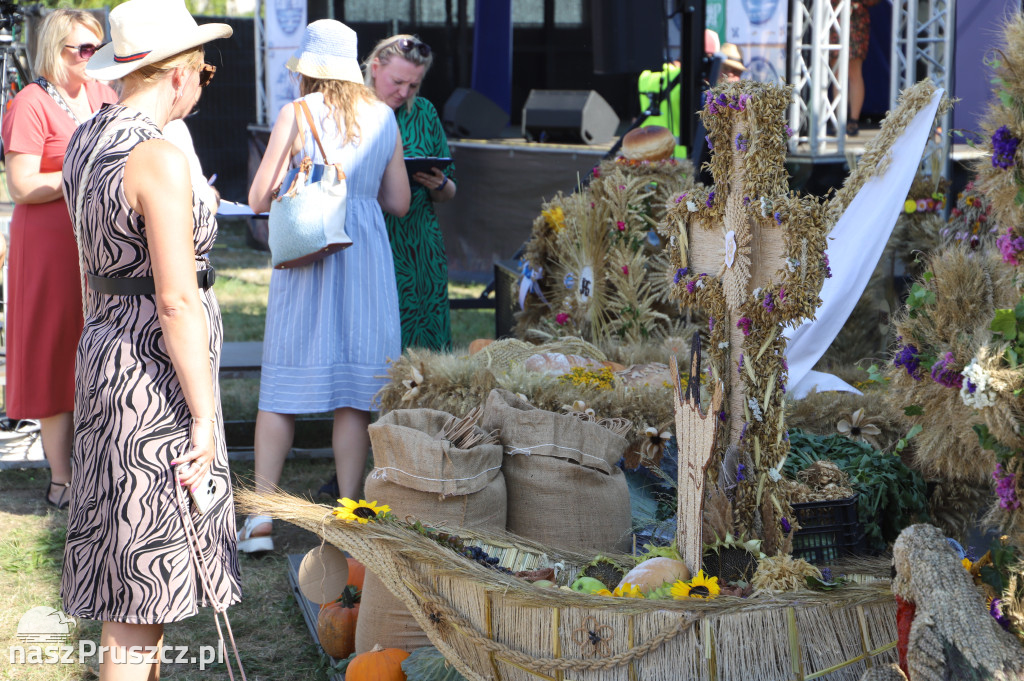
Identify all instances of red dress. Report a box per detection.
[1,81,117,419]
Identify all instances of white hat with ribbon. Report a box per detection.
[286,20,363,84]
[87,0,232,81]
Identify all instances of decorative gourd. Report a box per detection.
[617,557,691,595]
[347,557,366,591]
[318,585,360,659]
[345,644,409,681]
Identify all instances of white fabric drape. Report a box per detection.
[784,88,945,399]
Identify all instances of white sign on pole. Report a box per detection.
[726,0,788,44]
[266,0,306,47]
[264,0,305,122]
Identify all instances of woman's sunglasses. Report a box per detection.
[198,63,216,88]
[394,38,431,58]
[64,43,102,59]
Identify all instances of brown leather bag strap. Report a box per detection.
[296,98,331,164]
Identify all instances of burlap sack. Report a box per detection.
[355,408,506,654]
[480,389,632,553]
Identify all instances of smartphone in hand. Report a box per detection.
[177,461,220,514]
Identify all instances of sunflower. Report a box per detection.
[594,588,613,597]
[333,498,391,524]
[612,583,644,598]
[670,570,721,600]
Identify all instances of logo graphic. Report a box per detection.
[741,0,780,25]
[274,0,305,35]
[17,607,76,645]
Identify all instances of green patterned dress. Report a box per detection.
[386,97,454,351]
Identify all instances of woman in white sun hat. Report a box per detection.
[244,20,409,553]
[60,0,238,677]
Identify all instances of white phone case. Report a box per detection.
[178,461,220,514]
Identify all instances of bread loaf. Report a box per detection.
[621,125,676,161]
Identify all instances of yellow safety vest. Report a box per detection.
[638,63,688,158]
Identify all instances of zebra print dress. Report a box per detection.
[60,104,241,624]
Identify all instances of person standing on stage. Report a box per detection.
[1,9,117,509]
[364,34,456,352]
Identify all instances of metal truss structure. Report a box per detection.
[789,0,849,157]
[890,0,955,173]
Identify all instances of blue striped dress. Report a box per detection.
[259,93,401,413]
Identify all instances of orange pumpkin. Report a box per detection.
[347,557,366,591]
[345,644,409,681]
[318,586,360,659]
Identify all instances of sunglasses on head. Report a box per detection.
[198,63,216,88]
[65,43,101,59]
[394,38,431,58]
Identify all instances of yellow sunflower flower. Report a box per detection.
[333,498,391,524]
[594,588,613,597]
[962,558,973,572]
[612,583,644,598]
[671,570,720,600]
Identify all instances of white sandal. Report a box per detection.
[237,514,274,554]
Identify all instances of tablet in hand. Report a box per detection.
[405,157,452,179]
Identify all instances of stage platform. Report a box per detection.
[436,132,983,282]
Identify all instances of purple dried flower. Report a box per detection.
[718,410,727,422]
[893,343,922,380]
[738,353,744,372]
[994,464,1020,511]
[739,422,748,441]
[706,134,714,150]
[992,598,1012,630]
[778,287,786,301]
[743,196,751,206]
[996,229,1024,264]
[737,94,750,109]
[781,517,792,533]
[763,292,775,312]
[735,133,748,151]
[686,280,697,294]
[821,567,833,582]
[966,379,978,395]
[673,267,689,284]
[785,124,795,137]
[991,125,1019,169]
[930,352,963,389]
[736,463,746,481]
[736,317,752,336]
[706,191,715,208]
[822,252,832,278]
[709,317,715,332]
[774,211,782,225]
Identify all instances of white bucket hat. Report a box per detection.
[286,20,363,84]
[86,0,232,81]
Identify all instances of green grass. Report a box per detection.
[0,462,339,681]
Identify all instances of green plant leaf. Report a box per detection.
[403,647,468,681]
[992,308,1019,340]
[906,424,923,440]
[903,405,924,416]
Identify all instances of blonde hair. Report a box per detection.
[299,76,377,147]
[34,10,104,84]
[362,34,433,113]
[118,47,204,99]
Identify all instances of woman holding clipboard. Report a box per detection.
[364,34,456,352]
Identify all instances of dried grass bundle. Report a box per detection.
[751,554,822,593]
[886,243,1021,483]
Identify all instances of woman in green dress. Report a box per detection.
[365,35,456,351]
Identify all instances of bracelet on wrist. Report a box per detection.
[437,175,449,191]
[191,416,216,424]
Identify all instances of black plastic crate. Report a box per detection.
[791,495,864,564]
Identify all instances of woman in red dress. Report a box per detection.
[1,10,117,508]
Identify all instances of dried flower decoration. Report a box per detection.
[835,408,883,449]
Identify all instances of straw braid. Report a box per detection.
[310,508,695,676]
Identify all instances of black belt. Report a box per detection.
[87,268,216,296]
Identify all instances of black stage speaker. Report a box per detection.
[591,0,666,74]
[521,90,619,145]
[442,88,510,139]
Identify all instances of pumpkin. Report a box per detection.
[318,585,360,659]
[347,557,366,591]
[345,643,409,681]
[617,557,691,595]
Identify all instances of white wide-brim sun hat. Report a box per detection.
[87,0,232,81]
[286,19,363,84]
